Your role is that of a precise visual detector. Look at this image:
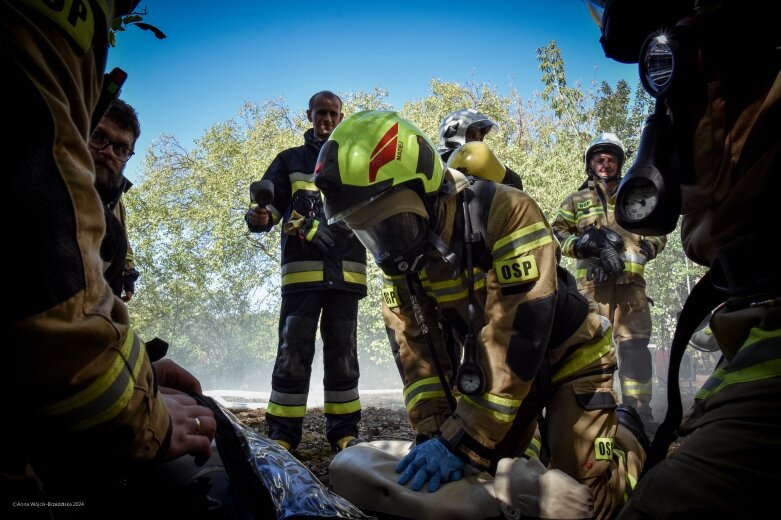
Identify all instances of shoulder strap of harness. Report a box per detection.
[462,179,495,272]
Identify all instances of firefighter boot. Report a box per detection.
[616,404,651,453]
[622,392,658,438]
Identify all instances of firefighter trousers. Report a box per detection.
[582,281,654,420]
[266,290,362,449]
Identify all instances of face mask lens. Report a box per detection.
[354,213,428,275]
[642,35,675,97]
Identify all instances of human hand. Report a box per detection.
[153,358,202,395]
[599,243,625,274]
[396,438,464,492]
[585,257,608,283]
[161,388,216,461]
[121,290,134,302]
[246,204,270,228]
[299,217,336,254]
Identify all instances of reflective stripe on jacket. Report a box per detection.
[255,129,367,296]
[382,172,611,468]
[552,182,667,286]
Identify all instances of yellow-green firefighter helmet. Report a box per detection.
[315,110,443,223]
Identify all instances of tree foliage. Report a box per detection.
[110,6,166,47]
[124,41,705,389]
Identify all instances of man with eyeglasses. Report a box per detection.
[90,98,141,302]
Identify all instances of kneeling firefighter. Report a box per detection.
[315,111,647,519]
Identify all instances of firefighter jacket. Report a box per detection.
[552,179,667,286]
[381,170,612,469]
[247,129,367,297]
[4,0,170,484]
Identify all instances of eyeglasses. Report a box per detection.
[89,130,135,162]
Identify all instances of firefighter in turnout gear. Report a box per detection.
[438,109,523,190]
[2,0,223,513]
[245,91,367,452]
[315,111,647,518]
[585,0,781,517]
[552,132,667,432]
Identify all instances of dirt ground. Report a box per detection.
[235,400,413,481]
[230,359,710,483]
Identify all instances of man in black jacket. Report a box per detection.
[246,91,367,452]
[92,98,141,301]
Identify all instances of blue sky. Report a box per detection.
[108,1,637,183]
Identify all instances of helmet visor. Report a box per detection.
[343,187,430,275]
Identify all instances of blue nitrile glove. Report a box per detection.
[396,438,465,492]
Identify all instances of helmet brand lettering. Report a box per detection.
[396,141,403,161]
[369,122,399,183]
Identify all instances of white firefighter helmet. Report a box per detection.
[584,132,626,176]
[438,109,498,156]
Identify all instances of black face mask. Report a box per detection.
[615,23,704,235]
[353,212,431,276]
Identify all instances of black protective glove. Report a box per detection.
[598,228,625,274]
[299,215,336,254]
[122,267,140,294]
[599,244,625,274]
[573,227,606,259]
[639,239,655,259]
[585,257,609,283]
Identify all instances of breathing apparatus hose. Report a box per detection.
[404,273,458,413]
[457,187,487,395]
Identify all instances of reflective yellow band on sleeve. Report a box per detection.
[462,392,520,424]
[557,207,575,224]
[552,327,614,383]
[305,220,319,241]
[494,256,540,285]
[492,222,553,260]
[404,376,447,411]
[594,437,614,461]
[37,328,144,431]
[561,235,578,256]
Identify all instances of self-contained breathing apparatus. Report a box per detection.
[400,177,489,414]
